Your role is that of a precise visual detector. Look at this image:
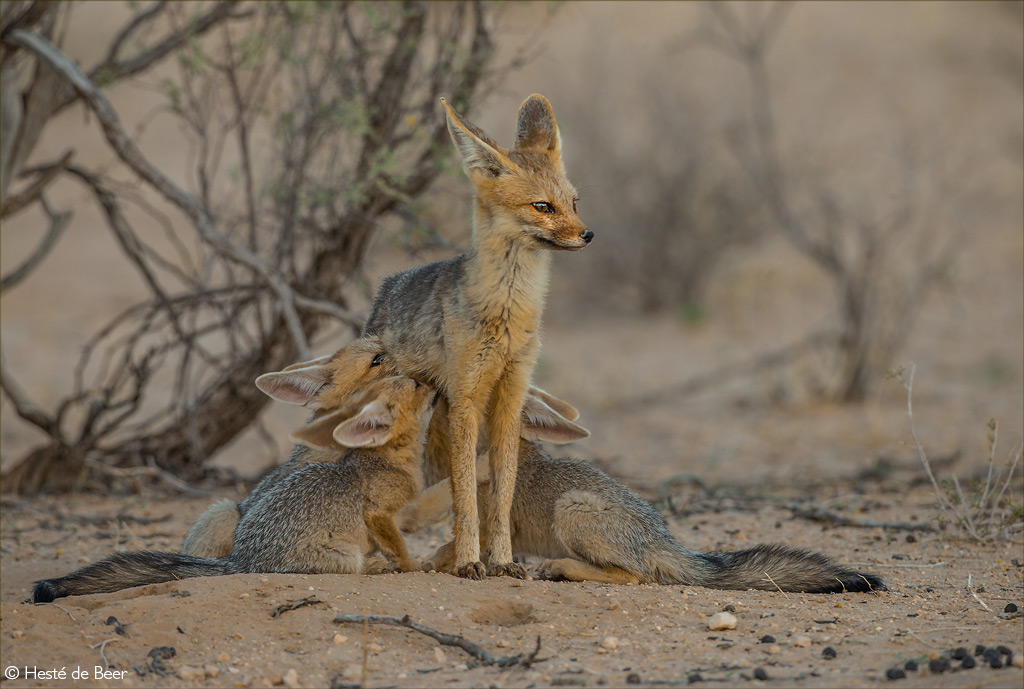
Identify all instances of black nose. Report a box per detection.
[581,229,594,244]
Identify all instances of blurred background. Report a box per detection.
[1,2,1021,506]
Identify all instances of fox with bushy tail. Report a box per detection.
[34,376,433,603]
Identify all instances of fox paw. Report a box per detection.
[535,559,570,581]
[362,556,397,575]
[453,561,487,580]
[488,561,528,579]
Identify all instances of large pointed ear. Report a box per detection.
[332,400,397,448]
[255,365,331,405]
[290,409,348,450]
[521,395,590,444]
[527,386,580,422]
[441,98,510,178]
[282,353,334,372]
[514,94,560,155]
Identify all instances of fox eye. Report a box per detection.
[531,201,555,214]
[370,353,385,368]
[572,199,578,213]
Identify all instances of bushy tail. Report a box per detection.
[678,544,883,593]
[33,551,233,603]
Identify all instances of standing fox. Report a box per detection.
[399,430,885,593]
[33,376,433,602]
[359,94,592,578]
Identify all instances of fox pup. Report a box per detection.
[182,339,588,558]
[33,376,433,603]
[400,411,884,593]
[360,94,592,579]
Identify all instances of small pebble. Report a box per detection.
[10,630,23,639]
[822,646,837,660]
[767,645,781,654]
[961,655,976,669]
[1004,603,1018,613]
[333,634,348,644]
[885,668,906,680]
[951,647,967,660]
[707,612,737,631]
[602,636,619,650]
[434,647,447,664]
[626,673,641,684]
[367,642,383,653]
[282,669,300,689]
[217,651,230,662]
[903,660,918,672]
[753,667,769,681]
[928,658,950,674]
[204,665,219,678]
[759,635,776,644]
[723,604,736,612]
[793,635,812,648]
[1012,653,1023,669]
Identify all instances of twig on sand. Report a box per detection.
[966,574,992,613]
[789,504,938,532]
[270,595,324,618]
[90,638,118,670]
[334,613,540,668]
[763,571,790,599]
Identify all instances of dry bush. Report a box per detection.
[0,1,508,493]
[687,1,967,402]
[890,365,1023,542]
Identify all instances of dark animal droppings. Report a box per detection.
[885,668,906,680]
[753,668,769,681]
[760,635,776,644]
[822,647,837,660]
[928,658,950,674]
[903,660,918,672]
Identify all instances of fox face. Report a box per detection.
[442,94,593,252]
[255,336,397,412]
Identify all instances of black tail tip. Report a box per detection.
[842,572,886,593]
[32,580,60,603]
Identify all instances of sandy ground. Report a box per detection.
[2,2,1023,688]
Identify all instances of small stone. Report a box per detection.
[961,655,976,669]
[283,668,300,689]
[269,672,284,686]
[1004,603,1018,613]
[239,592,249,599]
[767,645,781,654]
[793,635,812,648]
[753,667,769,681]
[759,635,776,644]
[434,646,447,664]
[497,640,510,648]
[626,673,641,684]
[10,630,23,639]
[723,604,736,612]
[204,665,219,678]
[885,668,906,680]
[217,651,230,662]
[707,612,737,631]
[258,576,269,583]
[178,665,205,682]
[928,658,950,674]
[333,634,348,644]
[1011,653,1023,669]
[822,646,837,660]
[903,660,918,672]
[367,642,383,654]
[602,636,619,650]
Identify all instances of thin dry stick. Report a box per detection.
[90,638,118,670]
[53,604,77,621]
[789,505,938,532]
[763,571,790,599]
[966,573,992,613]
[334,613,528,667]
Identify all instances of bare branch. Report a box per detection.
[0,194,71,292]
[0,350,58,436]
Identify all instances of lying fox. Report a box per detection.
[33,376,433,603]
[399,411,884,593]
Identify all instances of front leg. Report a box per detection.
[445,390,488,579]
[365,511,418,573]
[484,358,533,578]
